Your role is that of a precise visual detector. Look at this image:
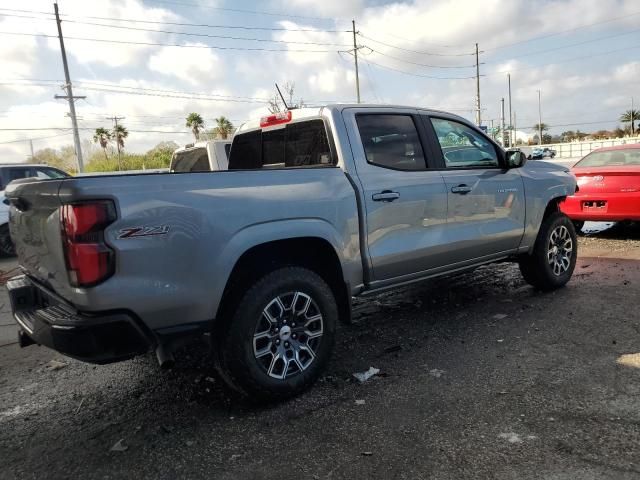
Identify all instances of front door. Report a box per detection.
[345,110,448,281]
[426,116,525,264]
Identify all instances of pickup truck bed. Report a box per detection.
[6,104,578,401]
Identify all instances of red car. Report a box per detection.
[561,144,640,230]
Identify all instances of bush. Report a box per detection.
[85,146,174,172]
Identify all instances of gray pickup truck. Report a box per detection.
[5,105,578,401]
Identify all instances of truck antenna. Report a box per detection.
[275,83,292,111]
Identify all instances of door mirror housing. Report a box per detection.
[505,150,527,168]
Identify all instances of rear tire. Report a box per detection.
[519,212,577,291]
[214,266,337,402]
[0,224,16,257]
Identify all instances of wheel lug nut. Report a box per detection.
[292,333,297,339]
[284,341,289,347]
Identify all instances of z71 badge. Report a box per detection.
[118,225,170,239]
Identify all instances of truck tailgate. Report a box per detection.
[5,178,68,291]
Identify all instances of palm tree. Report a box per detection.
[213,116,234,139]
[531,123,549,133]
[113,124,128,151]
[112,124,128,170]
[619,110,639,135]
[93,127,111,160]
[186,113,205,140]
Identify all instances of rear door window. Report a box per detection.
[355,114,427,170]
[228,120,332,170]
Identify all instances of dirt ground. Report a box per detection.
[1,223,640,480]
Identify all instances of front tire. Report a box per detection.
[214,267,337,402]
[0,224,16,257]
[519,212,577,291]
[572,220,585,234]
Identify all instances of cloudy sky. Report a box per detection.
[0,0,639,162]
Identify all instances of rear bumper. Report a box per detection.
[7,275,153,364]
[560,192,640,221]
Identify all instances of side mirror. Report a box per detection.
[505,150,527,168]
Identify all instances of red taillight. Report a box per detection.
[259,110,292,128]
[60,201,116,287]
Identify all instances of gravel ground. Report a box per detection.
[1,223,639,480]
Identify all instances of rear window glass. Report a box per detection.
[574,149,640,167]
[228,120,333,170]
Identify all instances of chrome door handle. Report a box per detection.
[451,184,472,194]
[372,191,400,202]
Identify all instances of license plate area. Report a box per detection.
[582,200,607,212]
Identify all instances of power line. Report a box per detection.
[364,48,476,69]
[0,31,341,53]
[485,28,640,63]
[76,81,272,101]
[484,10,640,51]
[143,0,339,21]
[60,13,350,33]
[61,20,352,46]
[484,43,640,76]
[0,7,54,16]
[77,86,270,103]
[353,54,476,79]
[0,133,72,145]
[0,126,193,133]
[357,32,473,57]
[0,8,349,32]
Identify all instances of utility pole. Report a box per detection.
[507,73,513,147]
[489,119,495,140]
[352,20,361,104]
[108,116,126,170]
[475,43,481,126]
[632,97,635,136]
[537,89,542,145]
[29,139,34,160]
[500,98,506,147]
[53,2,85,172]
[513,111,517,146]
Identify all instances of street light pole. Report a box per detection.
[632,97,635,136]
[537,89,542,146]
[500,98,506,147]
[507,73,513,147]
[475,43,481,126]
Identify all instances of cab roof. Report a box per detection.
[235,104,470,134]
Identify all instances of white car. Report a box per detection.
[170,140,231,172]
[0,164,69,256]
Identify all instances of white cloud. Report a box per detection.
[281,0,364,17]
[148,44,223,85]
[43,0,180,68]
[2,0,640,157]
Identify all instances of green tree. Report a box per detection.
[93,127,111,160]
[531,123,550,133]
[31,146,77,173]
[213,116,234,139]
[112,124,128,151]
[186,113,205,140]
[619,110,639,135]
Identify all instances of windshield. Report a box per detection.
[574,148,640,167]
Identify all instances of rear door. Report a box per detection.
[424,115,525,263]
[343,109,448,281]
